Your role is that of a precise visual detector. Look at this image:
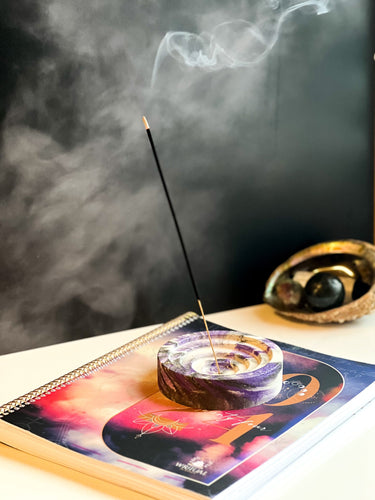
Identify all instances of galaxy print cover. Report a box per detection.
[1,314,375,499]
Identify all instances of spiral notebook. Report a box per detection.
[1,312,375,500]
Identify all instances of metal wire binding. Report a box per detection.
[0,312,198,417]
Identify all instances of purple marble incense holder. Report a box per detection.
[157,330,283,410]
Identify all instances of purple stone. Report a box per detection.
[275,279,304,308]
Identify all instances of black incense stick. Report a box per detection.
[142,116,221,373]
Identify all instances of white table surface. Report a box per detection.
[0,304,374,500]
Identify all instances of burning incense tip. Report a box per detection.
[142,116,150,130]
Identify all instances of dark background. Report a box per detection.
[0,0,373,354]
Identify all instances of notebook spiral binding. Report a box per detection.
[0,311,199,417]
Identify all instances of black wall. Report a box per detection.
[0,0,373,353]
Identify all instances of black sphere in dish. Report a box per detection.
[305,272,345,312]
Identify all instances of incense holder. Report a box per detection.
[157,331,283,410]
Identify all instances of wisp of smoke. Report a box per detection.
[151,0,330,86]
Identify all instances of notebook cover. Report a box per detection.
[1,313,374,499]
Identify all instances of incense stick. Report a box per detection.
[142,116,221,374]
